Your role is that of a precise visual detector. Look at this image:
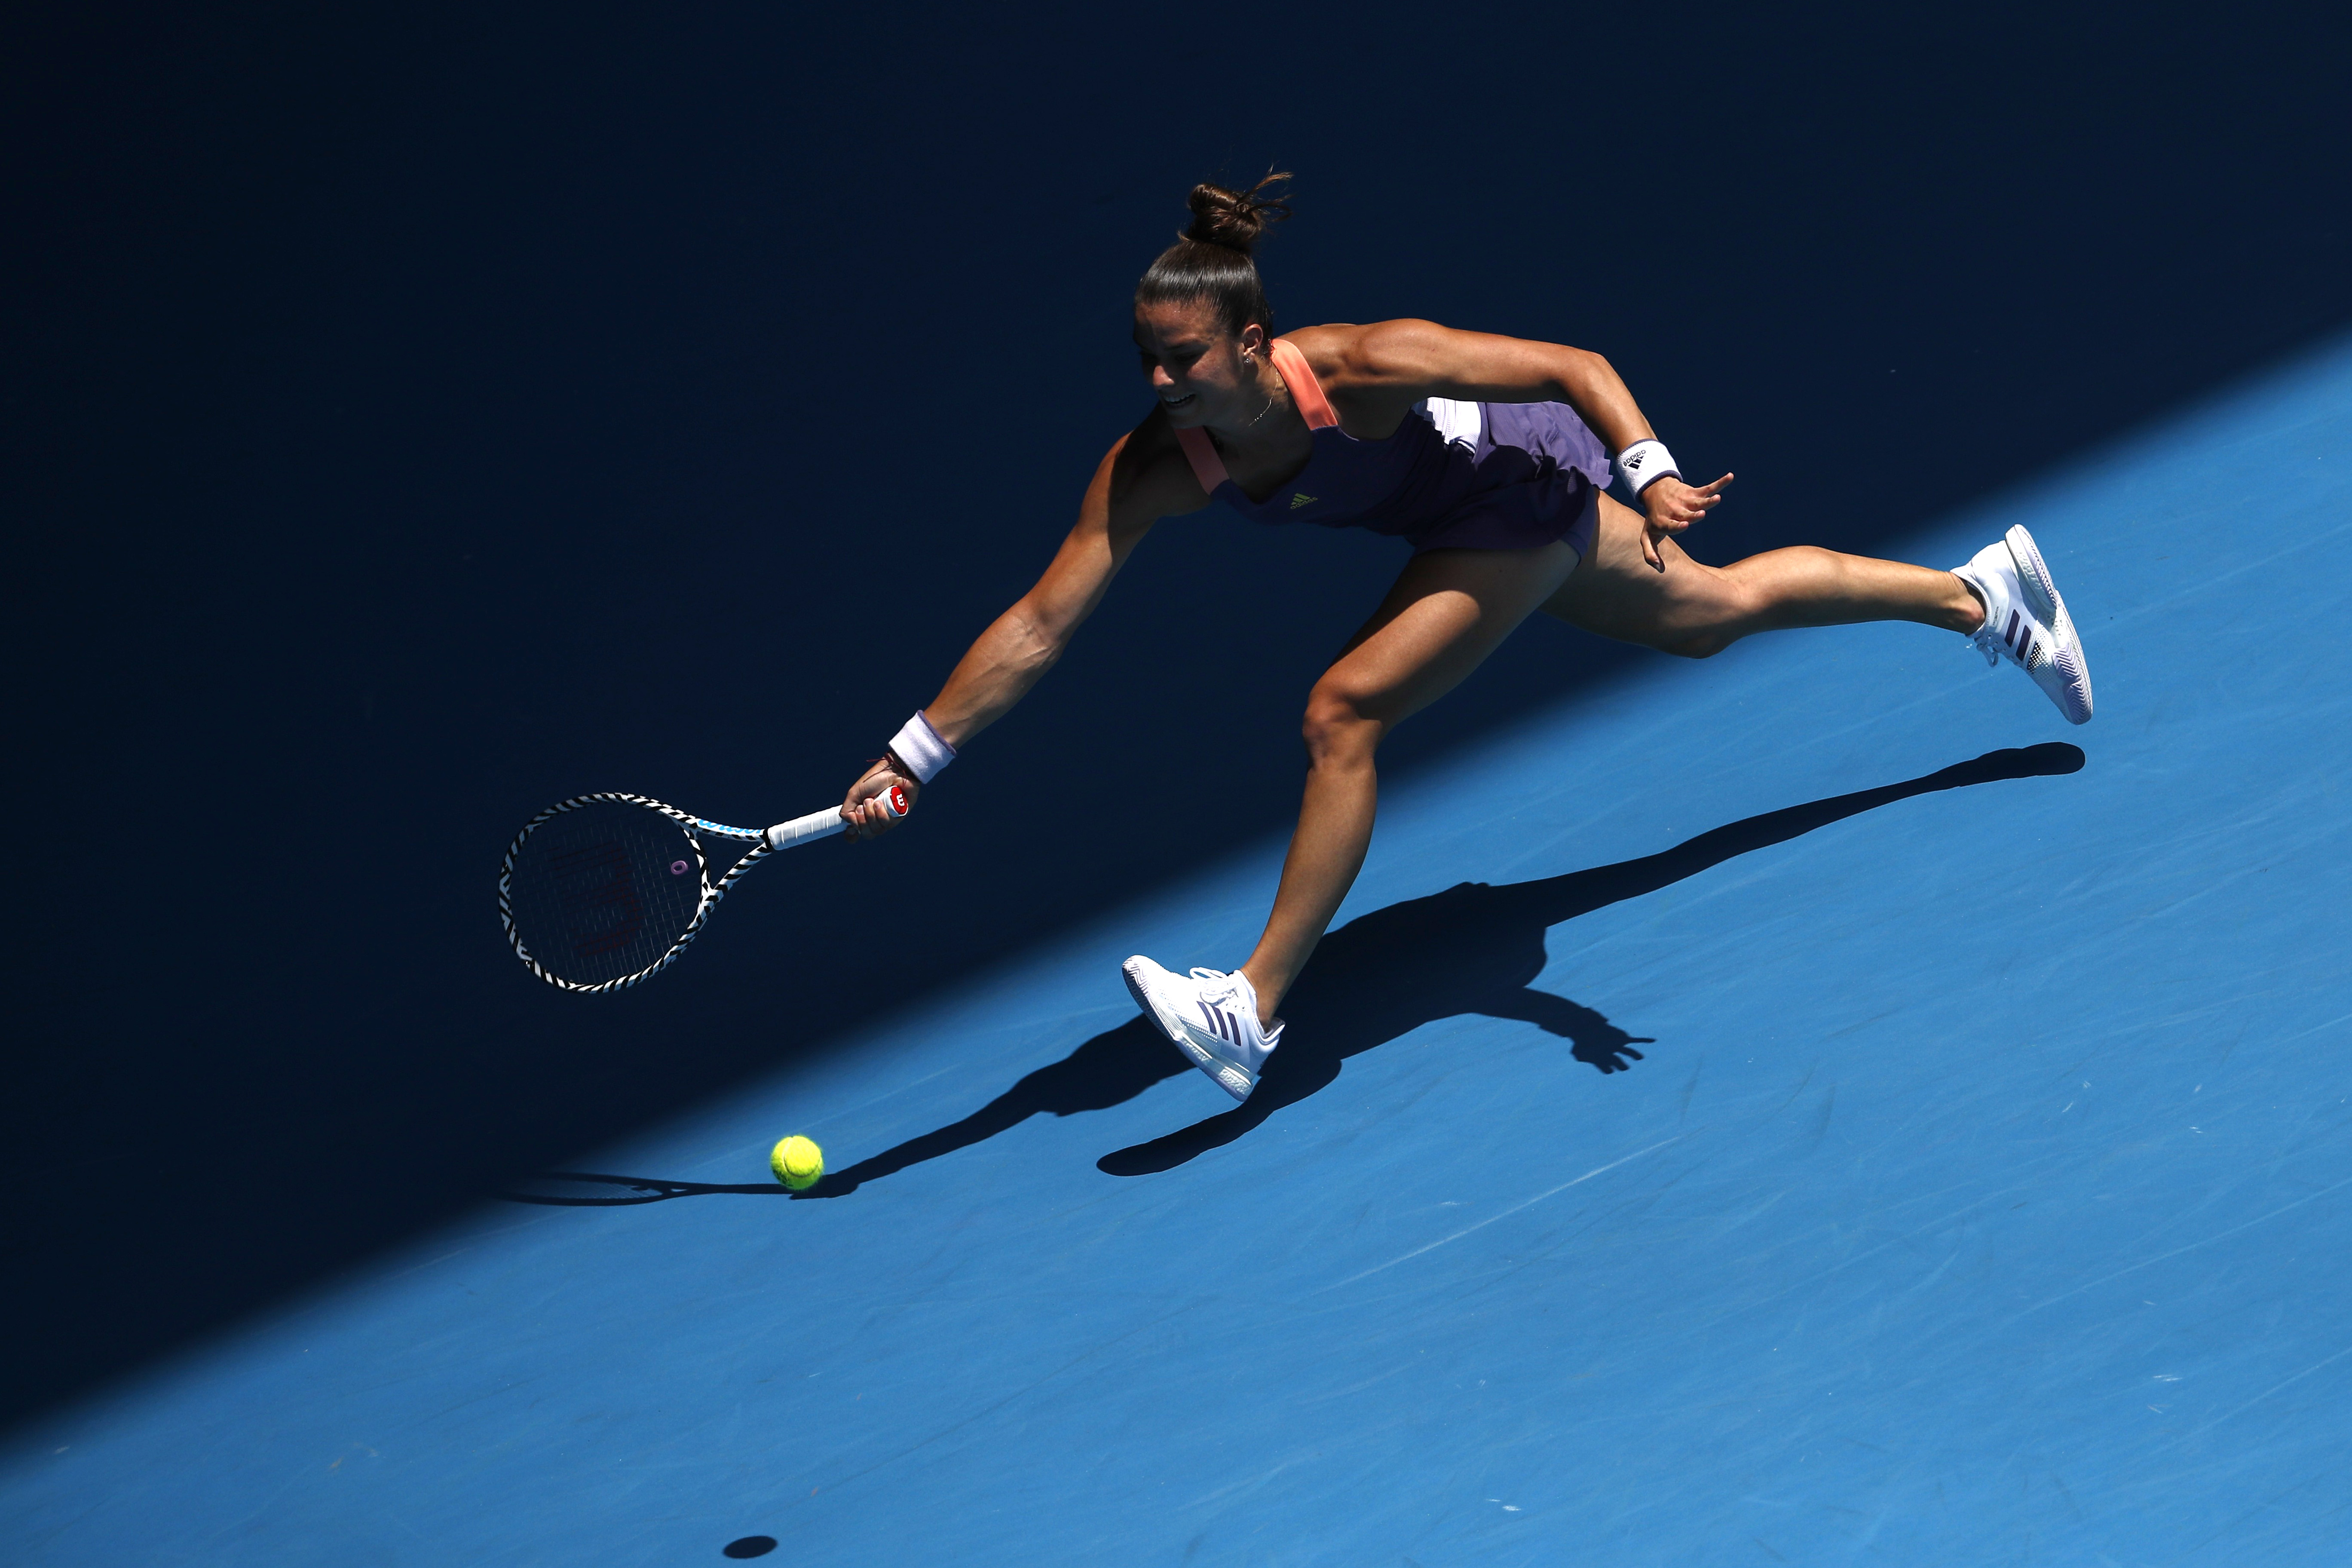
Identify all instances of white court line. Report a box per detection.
[1318,1134,1686,1292]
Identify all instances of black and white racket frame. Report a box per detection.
[498,787,897,995]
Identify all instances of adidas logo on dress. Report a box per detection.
[1289,492,1317,510]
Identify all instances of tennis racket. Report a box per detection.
[498,785,906,993]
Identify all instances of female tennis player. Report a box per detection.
[840,175,2092,1104]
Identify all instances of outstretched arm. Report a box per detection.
[1339,318,1733,571]
[841,425,1205,836]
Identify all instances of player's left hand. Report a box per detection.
[1638,471,1733,571]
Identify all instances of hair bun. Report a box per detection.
[1181,172,1292,254]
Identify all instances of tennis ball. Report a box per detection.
[770,1135,824,1191]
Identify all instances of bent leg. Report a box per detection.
[1545,493,1984,657]
[1237,540,1584,1021]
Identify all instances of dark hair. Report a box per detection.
[1134,172,1292,338]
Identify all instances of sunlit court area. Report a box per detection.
[8,6,2350,1565]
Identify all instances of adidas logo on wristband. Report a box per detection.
[1617,438,1679,494]
[887,711,956,784]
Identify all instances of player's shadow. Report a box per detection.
[792,741,2084,1193]
[502,744,2080,1204]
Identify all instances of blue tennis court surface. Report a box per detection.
[9,343,2349,1564]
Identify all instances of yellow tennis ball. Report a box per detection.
[770,1135,824,1191]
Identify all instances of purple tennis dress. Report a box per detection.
[1172,338,1613,556]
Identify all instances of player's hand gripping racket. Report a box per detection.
[498,786,906,993]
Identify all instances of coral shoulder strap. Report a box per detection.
[1268,339,1339,430]
[1172,425,1229,493]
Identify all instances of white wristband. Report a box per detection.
[887,711,956,784]
[1615,438,1681,496]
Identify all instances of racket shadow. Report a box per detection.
[503,744,2083,1203]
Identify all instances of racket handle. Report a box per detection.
[765,782,908,851]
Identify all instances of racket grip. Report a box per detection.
[766,782,908,851]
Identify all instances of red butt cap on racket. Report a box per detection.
[856,783,910,826]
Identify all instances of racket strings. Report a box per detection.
[502,797,710,989]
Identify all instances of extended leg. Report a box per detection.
[1545,493,1984,657]
[1234,539,1586,1022]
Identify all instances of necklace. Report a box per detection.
[1238,365,1281,429]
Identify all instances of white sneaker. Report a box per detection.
[1122,956,1283,1103]
[1953,524,2093,725]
